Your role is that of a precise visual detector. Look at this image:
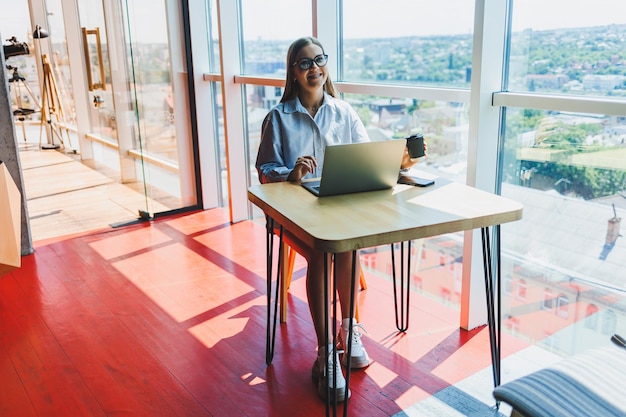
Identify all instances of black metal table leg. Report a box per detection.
[323,252,331,416]
[265,218,283,365]
[481,225,501,389]
[391,241,412,332]
[342,251,358,416]
[322,251,358,417]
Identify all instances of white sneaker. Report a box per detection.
[338,318,371,369]
[311,344,350,402]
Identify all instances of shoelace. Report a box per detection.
[337,323,368,354]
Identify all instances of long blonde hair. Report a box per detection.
[280,37,337,103]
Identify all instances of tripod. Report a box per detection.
[6,64,40,144]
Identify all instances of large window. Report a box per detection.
[208,0,626,356]
[499,1,626,355]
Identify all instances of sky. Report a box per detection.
[1,6,32,42]
[3,0,626,45]
[242,0,626,40]
[0,0,168,45]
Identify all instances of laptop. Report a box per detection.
[301,140,405,197]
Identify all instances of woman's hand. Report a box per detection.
[287,155,318,181]
[400,138,428,170]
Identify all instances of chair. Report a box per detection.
[279,244,367,323]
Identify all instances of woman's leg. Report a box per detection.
[300,246,350,400]
[283,230,367,367]
[305,251,361,343]
[281,232,352,400]
[302,250,361,345]
[334,251,370,369]
[304,250,329,347]
[282,230,329,347]
[334,251,360,320]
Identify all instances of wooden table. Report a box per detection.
[248,179,523,412]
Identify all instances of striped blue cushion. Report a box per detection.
[493,345,626,417]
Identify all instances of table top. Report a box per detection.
[248,180,523,253]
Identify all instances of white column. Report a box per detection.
[216,0,247,222]
[187,0,220,209]
[102,0,137,183]
[461,0,508,330]
[166,0,199,207]
[61,0,94,159]
[315,0,339,81]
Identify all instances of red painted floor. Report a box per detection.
[0,208,526,416]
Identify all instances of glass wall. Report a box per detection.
[500,106,626,355]
[233,0,626,354]
[76,0,198,214]
[203,0,227,206]
[499,1,626,354]
[206,0,220,71]
[121,0,177,162]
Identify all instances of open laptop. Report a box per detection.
[301,139,405,197]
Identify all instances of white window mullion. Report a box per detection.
[315,0,340,82]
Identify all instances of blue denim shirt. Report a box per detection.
[255,93,369,183]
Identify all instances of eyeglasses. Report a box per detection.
[292,54,328,70]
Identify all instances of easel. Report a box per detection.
[39,54,72,150]
[6,64,40,145]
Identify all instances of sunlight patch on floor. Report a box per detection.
[364,361,398,389]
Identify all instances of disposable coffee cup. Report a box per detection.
[406,134,425,159]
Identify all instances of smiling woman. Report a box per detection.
[253,35,427,404]
[254,36,374,402]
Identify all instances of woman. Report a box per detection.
[255,36,420,401]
